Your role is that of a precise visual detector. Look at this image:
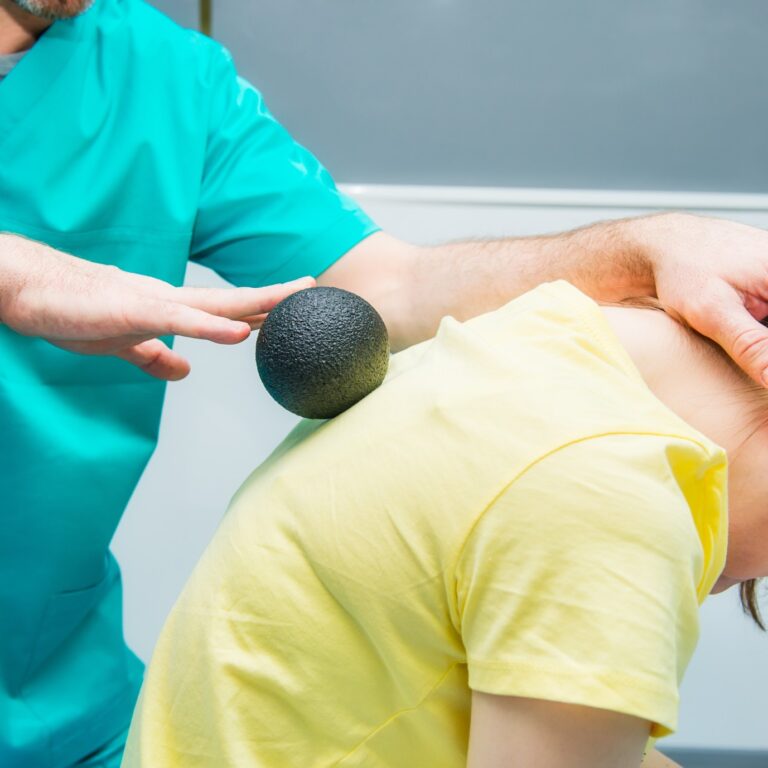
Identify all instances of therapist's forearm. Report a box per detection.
[329,216,657,351]
[327,211,768,386]
[402,215,655,345]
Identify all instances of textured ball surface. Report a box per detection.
[256,287,390,419]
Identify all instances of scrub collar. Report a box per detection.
[0,3,97,150]
[0,49,28,78]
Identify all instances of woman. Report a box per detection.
[122,281,765,768]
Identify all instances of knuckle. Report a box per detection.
[674,293,718,329]
[139,349,165,372]
[731,326,768,366]
[163,302,187,331]
[163,303,203,338]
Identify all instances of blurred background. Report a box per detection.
[113,0,768,761]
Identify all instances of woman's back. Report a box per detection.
[123,281,727,768]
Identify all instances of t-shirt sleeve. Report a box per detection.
[190,44,379,287]
[455,433,722,738]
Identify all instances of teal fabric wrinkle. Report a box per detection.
[190,44,380,285]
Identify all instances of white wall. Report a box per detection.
[112,185,768,751]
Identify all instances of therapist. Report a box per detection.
[1,1,768,767]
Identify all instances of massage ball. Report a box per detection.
[256,286,390,419]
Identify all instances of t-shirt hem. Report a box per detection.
[468,659,678,738]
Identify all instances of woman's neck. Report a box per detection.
[599,304,752,453]
[600,304,768,588]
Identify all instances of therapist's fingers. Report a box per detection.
[53,337,192,380]
[123,276,316,342]
[0,235,313,347]
[52,338,190,381]
[677,280,768,386]
[121,273,315,319]
[242,313,268,330]
[126,299,253,344]
[114,339,192,381]
[167,277,315,319]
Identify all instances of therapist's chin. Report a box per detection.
[10,0,94,21]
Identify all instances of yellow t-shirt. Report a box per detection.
[123,281,727,768]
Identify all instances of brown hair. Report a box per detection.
[740,580,765,630]
[604,296,765,630]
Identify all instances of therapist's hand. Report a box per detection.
[638,212,768,386]
[0,233,314,380]
[328,215,768,385]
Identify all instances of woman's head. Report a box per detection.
[600,298,767,628]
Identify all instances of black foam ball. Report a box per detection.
[256,287,390,419]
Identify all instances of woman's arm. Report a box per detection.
[467,691,651,768]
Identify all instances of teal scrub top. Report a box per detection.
[0,1,379,765]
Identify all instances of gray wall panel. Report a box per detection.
[202,0,768,192]
[150,0,198,31]
[665,750,768,768]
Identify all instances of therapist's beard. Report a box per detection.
[10,0,93,20]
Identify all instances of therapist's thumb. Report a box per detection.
[116,338,192,381]
[683,282,768,387]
